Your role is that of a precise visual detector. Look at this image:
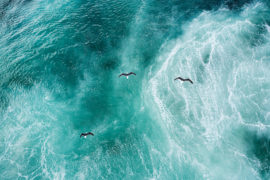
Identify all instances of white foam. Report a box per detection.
[143,2,270,178]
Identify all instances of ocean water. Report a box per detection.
[0,0,270,179]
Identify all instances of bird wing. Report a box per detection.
[130,72,136,75]
[175,77,184,81]
[86,132,94,136]
[188,79,193,84]
[182,78,193,84]
[179,77,185,81]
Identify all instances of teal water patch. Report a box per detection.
[1,0,270,179]
[242,129,270,179]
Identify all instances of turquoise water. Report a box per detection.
[1,0,270,179]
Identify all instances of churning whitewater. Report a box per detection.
[1,0,270,179]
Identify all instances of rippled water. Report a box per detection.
[1,0,270,179]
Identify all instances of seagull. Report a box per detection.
[80,132,94,138]
[174,77,193,84]
[119,72,136,79]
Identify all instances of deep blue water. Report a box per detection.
[1,0,270,179]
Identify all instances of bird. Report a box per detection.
[80,132,94,138]
[119,72,136,79]
[174,77,193,84]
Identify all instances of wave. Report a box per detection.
[145,2,270,179]
[1,0,270,179]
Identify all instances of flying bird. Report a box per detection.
[119,72,136,79]
[80,132,94,138]
[174,77,193,84]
